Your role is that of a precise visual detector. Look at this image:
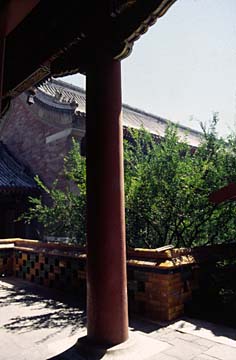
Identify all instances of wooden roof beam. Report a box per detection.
[209,182,236,204]
[0,0,40,36]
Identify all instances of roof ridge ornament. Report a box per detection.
[111,0,136,17]
[26,87,37,106]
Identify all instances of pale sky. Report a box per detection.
[61,0,236,137]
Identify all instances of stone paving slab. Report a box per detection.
[1,278,236,359]
[204,343,236,360]
[136,354,179,360]
[192,355,218,360]
[47,333,171,360]
[169,318,236,348]
[163,338,207,360]
[0,278,86,360]
[193,337,216,349]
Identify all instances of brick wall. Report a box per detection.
[11,248,195,321]
[14,250,86,295]
[127,264,197,321]
[0,247,14,276]
[0,95,75,189]
[0,239,200,322]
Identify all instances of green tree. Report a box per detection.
[23,118,236,248]
[124,117,236,248]
[22,140,87,244]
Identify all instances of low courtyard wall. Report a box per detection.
[1,239,235,322]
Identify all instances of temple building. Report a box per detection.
[0,141,38,238]
[0,0,192,348]
[0,78,202,189]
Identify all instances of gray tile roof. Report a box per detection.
[37,78,202,147]
[0,142,38,192]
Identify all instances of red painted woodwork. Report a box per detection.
[0,0,177,349]
[86,53,129,346]
[0,0,40,36]
[209,182,236,204]
[0,38,5,115]
[0,1,176,109]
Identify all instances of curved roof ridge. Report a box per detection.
[36,78,202,147]
[0,142,38,192]
[49,80,202,137]
[122,104,202,137]
[50,78,85,94]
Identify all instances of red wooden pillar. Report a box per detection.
[0,10,6,116]
[0,37,5,115]
[86,53,129,346]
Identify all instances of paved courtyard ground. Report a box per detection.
[1,278,236,359]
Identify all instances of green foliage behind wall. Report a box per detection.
[23,118,236,248]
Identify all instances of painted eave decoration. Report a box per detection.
[0,0,176,116]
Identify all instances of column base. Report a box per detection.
[48,332,170,359]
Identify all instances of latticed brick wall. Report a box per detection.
[0,248,14,276]
[13,251,86,293]
[0,239,201,321]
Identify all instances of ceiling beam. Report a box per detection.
[209,182,236,204]
[0,0,40,36]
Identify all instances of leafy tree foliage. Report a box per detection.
[22,140,87,244]
[23,118,236,248]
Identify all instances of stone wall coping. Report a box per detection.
[0,239,190,264]
[14,246,87,260]
[0,243,14,249]
[127,254,196,270]
[0,239,196,269]
[128,247,192,260]
[0,238,85,252]
[1,239,236,268]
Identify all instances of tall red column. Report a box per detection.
[86,53,129,346]
[0,0,7,116]
[0,37,5,115]
[0,12,6,116]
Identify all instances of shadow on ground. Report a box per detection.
[129,317,162,334]
[0,277,86,339]
[47,337,112,360]
[1,277,236,360]
[175,316,236,342]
